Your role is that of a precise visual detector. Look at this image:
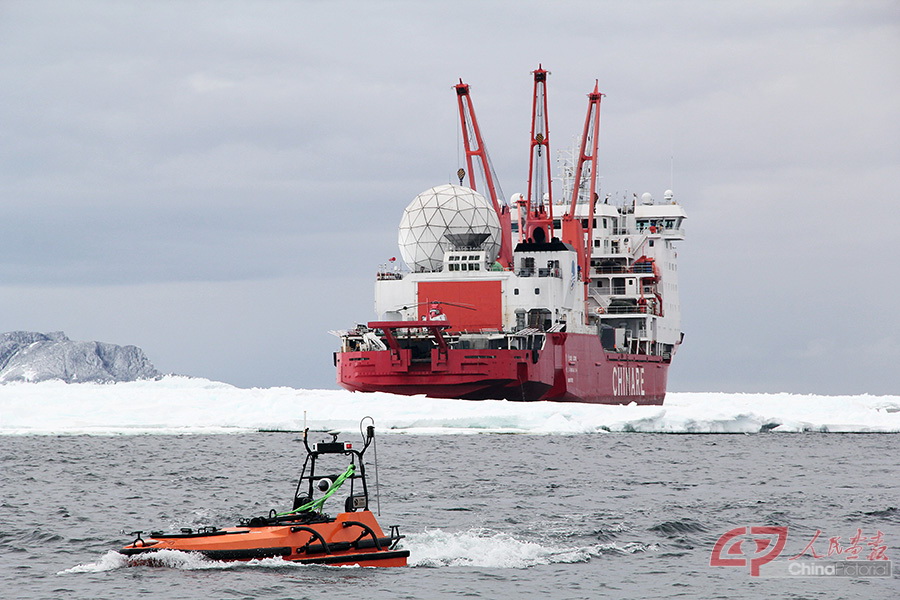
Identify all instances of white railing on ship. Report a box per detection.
[600,305,657,315]
[515,268,562,278]
[376,271,404,280]
[592,265,656,275]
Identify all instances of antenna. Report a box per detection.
[360,416,381,516]
[670,154,674,192]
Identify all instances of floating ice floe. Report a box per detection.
[2,377,898,435]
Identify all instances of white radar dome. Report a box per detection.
[398,184,501,272]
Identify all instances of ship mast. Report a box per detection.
[562,81,604,324]
[454,80,513,268]
[523,65,554,244]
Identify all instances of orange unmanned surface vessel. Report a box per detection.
[120,421,408,567]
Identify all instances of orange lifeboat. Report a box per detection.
[120,421,409,567]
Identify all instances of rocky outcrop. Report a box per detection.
[0,331,161,383]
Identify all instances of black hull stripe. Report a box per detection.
[121,546,292,560]
[291,550,410,565]
[120,546,409,564]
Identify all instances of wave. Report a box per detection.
[59,528,654,574]
[406,528,657,568]
[405,528,591,568]
[58,549,316,574]
[4,376,899,435]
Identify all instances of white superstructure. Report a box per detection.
[374,186,685,359]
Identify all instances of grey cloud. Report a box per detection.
[1,1,897,393]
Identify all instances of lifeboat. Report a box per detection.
[120,421,409,567]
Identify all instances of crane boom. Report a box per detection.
[562,81,604,324]
[454,81,513,268]
[523,65,554,245]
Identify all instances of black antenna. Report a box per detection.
[360,416,381,516]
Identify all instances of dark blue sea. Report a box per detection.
[2,433,897,599]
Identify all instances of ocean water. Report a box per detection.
[1,380,898,599]
[1,432,897,599]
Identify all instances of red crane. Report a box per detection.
[561,81,604,323]
[454,80,513,268]
[522,65,555,245]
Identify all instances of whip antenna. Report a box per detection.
[360,416,381,516]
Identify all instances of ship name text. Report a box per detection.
[612,366,645,396]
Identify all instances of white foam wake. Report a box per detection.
[59,530,653,574]
[403,528,657,568]
[404,528,591,568]
[58,549,318,574]
[4,376,899,435]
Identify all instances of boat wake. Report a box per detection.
[403,528,655,568]
[60,529,657,574]
[58,549,316,574]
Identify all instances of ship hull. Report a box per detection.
[337,331,668,405]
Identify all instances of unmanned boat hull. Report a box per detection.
[121,510,408,567]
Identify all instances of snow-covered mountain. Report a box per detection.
[0,331,160,383]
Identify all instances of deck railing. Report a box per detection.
[601,304,656,315]
[592,263,655,275]
[516,268,562,278]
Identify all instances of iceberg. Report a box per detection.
[0,331,160,384]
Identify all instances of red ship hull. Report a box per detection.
[337,330,668,405]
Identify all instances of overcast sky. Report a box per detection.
[2,1,898,394]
